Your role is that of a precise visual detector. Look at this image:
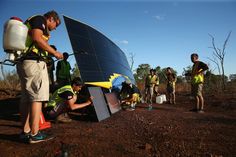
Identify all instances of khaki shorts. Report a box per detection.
[17,60,49,102]
[191,83,203,97]
[146,86,154,97]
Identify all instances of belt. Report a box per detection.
[21,53,46,62]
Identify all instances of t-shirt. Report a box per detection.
[167,73,176,82]
[192,61,208,74]
[131,85,140,95]
[25,15,49,58]
[26,15,48,36]
[57,60,71,71]
[120,83,140,96]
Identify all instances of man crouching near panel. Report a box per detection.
[119,80,141,111]
[45,77,93,122]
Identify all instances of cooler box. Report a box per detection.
[156,94,167,104]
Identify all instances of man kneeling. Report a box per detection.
[119,80,141,111]
[45,77,92,123]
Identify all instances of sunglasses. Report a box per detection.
[52,18,60,27]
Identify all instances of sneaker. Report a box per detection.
[131,103,136,110]
[56,113,72,123]
[198,110,205,113]
[126,108,135,111]
[19,131,31,143]
[131,103,135,108]
[29,131,54,144]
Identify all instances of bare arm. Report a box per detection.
[31,29,63,59]
[67,96,93,111]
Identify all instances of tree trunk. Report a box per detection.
[221,61,226,90]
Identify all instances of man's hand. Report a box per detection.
[88,96,94,102]
[54,51,63,60]
[121,100,125,104]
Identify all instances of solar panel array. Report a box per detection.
[63,15,134,83]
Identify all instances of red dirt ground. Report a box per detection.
[0,91,235,157]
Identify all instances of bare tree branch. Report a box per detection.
[207,56,221,75]
[208,31,232,90]
[223,31,231,52]
[129,52,135,71]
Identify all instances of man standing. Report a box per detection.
[190,53,208,113]
[165,67,177,104]
[145,69,159,104]
[56,52,71,87]
[17,10,63,143]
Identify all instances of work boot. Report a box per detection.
[56,113,72,123]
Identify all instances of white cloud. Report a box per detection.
[120,40,129,44]
[154,15,164,21]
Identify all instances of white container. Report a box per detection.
[3,17,28,52]
[156,94,167,104]
[161,94,167,102]
[156,95,163,104]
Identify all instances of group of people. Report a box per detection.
[16,10,209,144]
[120,53,209,114]
[118,67,175,111]
[143,67,176,105]
[144,53,208,113]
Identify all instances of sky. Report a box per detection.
[0,0,236,79]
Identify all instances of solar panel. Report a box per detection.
[63,15,135,84]
[88,87,110,121]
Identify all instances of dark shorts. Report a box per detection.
[167,84,175,94]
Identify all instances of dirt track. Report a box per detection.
[0,93,235,157]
